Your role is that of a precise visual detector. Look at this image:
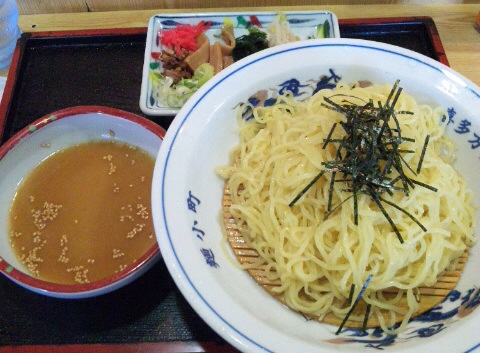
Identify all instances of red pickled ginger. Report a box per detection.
[159,21,212,56]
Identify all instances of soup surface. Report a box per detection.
[9,140,156,285]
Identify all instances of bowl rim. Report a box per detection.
[152,38,480,352]
[0,105,165,297]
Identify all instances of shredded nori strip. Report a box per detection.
[379,196,428,232]
[410,178,438,192]
[322,123,337,149]
[288,170,325,207]
[322,194,354,221]
[336,275,373,335]
[369,189,404,243]
[417,135,430,174]
[362,304,372,332]
[289,80,437,241]
[327,171,337,212]
[348,284,355,306]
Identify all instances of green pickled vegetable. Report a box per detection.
[193,62,214,87]
[316,19,331,39]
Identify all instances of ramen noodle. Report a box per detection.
[218,83,475,333]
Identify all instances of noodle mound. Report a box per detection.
[218,83,475,333]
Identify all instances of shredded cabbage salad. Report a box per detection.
[150,63,214,108]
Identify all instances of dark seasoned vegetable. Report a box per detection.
[232,29,269,62]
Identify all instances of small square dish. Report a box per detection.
[140,11,340,116]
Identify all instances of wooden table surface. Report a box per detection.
[7,4,480,86]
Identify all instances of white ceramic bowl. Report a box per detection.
[0,106,165,299]
[152,38,480,352]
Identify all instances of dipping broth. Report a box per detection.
[8,141,156,285]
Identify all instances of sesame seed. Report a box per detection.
[136,204,149,219]
[127,223,146,239]
[60,235,68,246]
[9,231,22,238]
[20,243,46,277]
[66,266,89,284]
[58,246,69,263]
[112,249,125,259]
[31,202,63,230]
[108,162,116,175]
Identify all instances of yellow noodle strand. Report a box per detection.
[217,83,475,333]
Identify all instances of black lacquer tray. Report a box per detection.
[0,17,448,352]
